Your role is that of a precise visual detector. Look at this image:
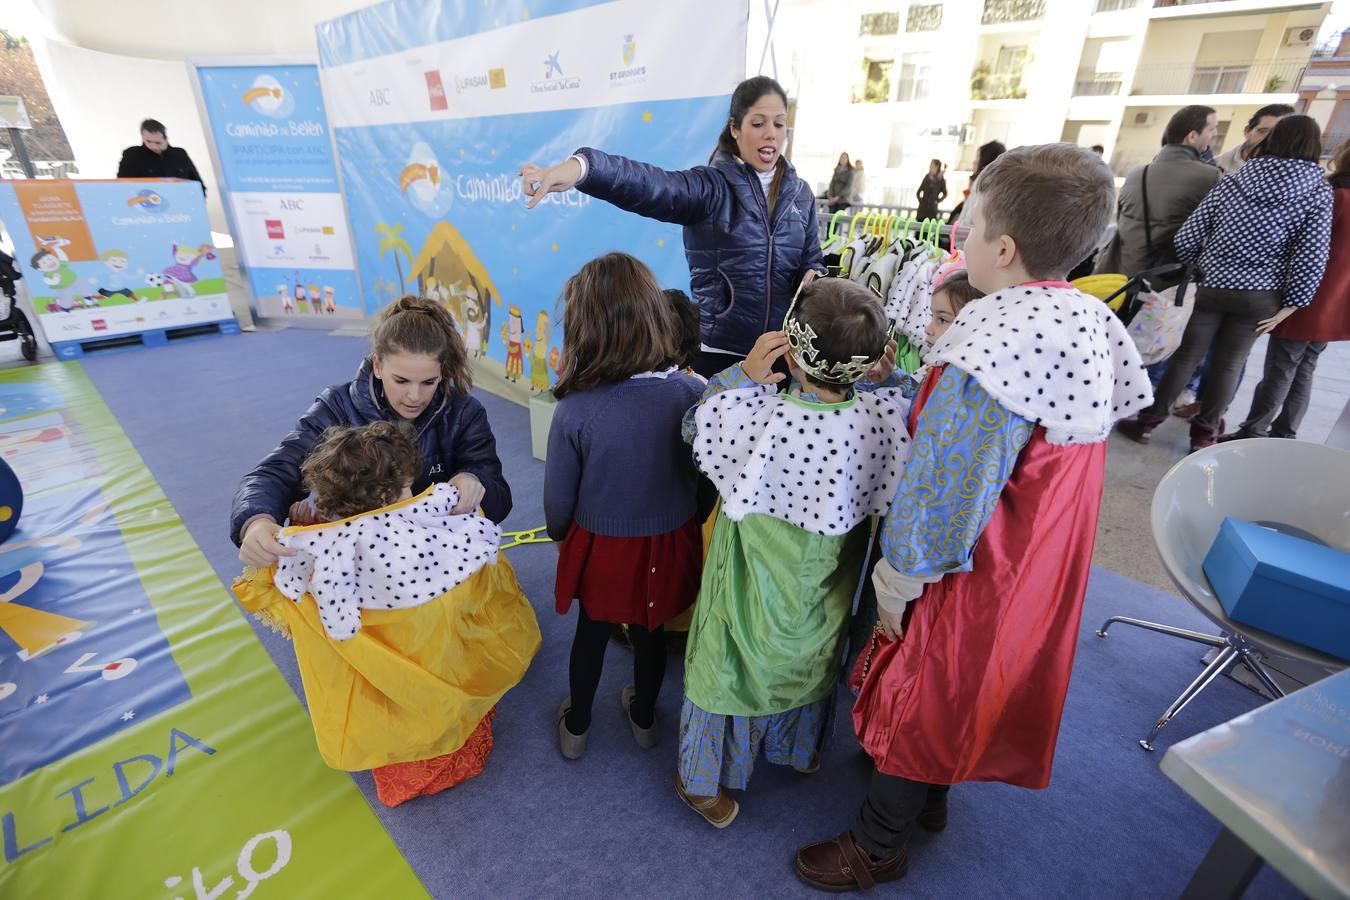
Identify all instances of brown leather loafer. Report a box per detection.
[675,773,738,828]
[794,830,907,892]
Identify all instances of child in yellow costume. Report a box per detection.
[233,421,540,807]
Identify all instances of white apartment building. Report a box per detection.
[755,0,1332,209]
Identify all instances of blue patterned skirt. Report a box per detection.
[677,695,834,797]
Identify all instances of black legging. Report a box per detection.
[566,606,667,734]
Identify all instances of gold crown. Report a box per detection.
[782,278,888,386]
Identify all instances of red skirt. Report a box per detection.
[372,708,495,808]
[554,518,702,629]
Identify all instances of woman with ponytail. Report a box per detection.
[232,295,512,567]
[519,76,825,377]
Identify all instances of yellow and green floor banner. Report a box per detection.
[0,364,424,898]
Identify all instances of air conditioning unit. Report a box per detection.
[1132,110,1157,127]
[1285,26,1317,48]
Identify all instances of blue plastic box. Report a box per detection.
[1202,517,1350,661]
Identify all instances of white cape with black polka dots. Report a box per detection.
[885,254,937,348]
[692,385,910,536]
[272,483,501,641]
[927,285,1151,445]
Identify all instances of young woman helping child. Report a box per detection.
[676,278,910,828]
[232,421,540,808]
[545,253,710,760]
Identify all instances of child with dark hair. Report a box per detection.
[233,420,540,808]
[546,254,708,761]
[796,144,1150,889]
[664,288,702,375]
[675,277,911,828]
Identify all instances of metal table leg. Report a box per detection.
[1179,827,1264,900]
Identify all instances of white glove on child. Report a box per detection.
[871,558,941,640]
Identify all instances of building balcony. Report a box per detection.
[1095,0,1144,11]
[1074,71,1124,95]
[1130,58,1306,95]
[971,71,1027,100]
[1152,0,1325,13]
[1324,132,1350,157]
[981,0,1045,26]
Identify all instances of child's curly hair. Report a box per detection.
[300,421,421,520]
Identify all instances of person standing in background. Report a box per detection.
[851,159,866,205]
[826,152,854,213]
[1215,104,1295,174]
[915,160,947,222]
[117,118,206,195]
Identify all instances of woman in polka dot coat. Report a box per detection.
[1118,115,1334,451]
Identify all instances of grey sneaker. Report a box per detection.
[622,684,658,749]
[557,697,588,760]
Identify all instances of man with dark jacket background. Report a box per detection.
[1096,105,1220,414]
[117,118,206,195]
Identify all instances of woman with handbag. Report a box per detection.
[1116,116,1333,452]
[1220,139,1350,441]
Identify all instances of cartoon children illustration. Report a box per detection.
[32,249,83,313]
[308,284,323,314]
[277,283,295,313]
[163,243,215,298]
[323,285,336,314]
[525,311,551,392]
[502,305,524,382]
[97,249,137,301]
[293,282,308,313]
[463,293,485,358]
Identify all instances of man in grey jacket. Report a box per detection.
[1095,105,1219,280]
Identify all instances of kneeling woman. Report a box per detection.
[234,421,539,806]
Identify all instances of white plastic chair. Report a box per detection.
[1097,439,1350,749]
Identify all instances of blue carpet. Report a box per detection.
[81,328,1298,898]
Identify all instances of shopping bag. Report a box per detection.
[1126,282,1195,366]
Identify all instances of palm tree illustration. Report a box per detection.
[376,222,413,289]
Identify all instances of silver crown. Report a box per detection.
[782,278,887,386]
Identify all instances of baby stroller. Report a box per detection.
[0,250,39,362]
[1072,262,1190,327]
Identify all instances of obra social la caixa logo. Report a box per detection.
[126,190,166,210]
[531,51,581,95]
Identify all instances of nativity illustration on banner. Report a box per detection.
[317,0,746,403]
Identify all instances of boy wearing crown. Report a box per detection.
[673,277,911,828]
[794,145,1152,890]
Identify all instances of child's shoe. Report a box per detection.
[675,773,739,828]
[621,684,658,749]
[916,788,948,833]
[557,697,588,760]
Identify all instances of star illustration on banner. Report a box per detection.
[121,710,136,721]
[642,111,653,123]
[35,693,48,704]
[523,8,530,18]
[551,243,559,253]
[658,239,665,248]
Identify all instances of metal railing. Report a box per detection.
[1074,72,1124,95]
[1323,132,1350,156]
[981,0,1045,25]
[860,11,900,37]
[971,71,1026,100]
[1130,59,1306,95]
[906,3,943,32]
[1095,0,1143,10]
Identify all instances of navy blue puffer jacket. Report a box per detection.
[576,148,825,357]
[229,358,511,545]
